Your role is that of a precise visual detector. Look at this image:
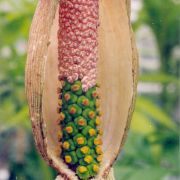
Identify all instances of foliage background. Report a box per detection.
[0,0,179,180]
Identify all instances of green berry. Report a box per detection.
[74,116,87,129]
[77,96,90,108]
[76,166,90,179]
[73,134,87,147]
[63,91,78,104]
[71,80,82,95]
[76,146,90,158]
[82,126,97,137]
[80,155,94,165]
[64,122,78,136]
[87,164,99,176]
[82,108,96,120]
[68,104,82,117]
[62,139,75,151]
[64,151,78,165]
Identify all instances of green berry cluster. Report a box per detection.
[57,80,103,179]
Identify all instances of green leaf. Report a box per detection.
[38,157,54,180]
[9,106,30,127]
[131,110,155,134]
[0,105,30,130]
[127,167,167,180]
[114,165,168,180]
[136,97,177,131]
[139,73,179,84]
[114,166,136,180]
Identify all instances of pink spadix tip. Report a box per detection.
[58,0,99,91]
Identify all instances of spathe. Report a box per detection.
[25,0,138,179]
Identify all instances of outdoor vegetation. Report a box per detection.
[0,0,179,179]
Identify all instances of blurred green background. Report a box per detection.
[0,0,179,179]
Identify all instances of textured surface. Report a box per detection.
[58,1,103,178]
[58,80,103,179]
[58,0,99,91]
